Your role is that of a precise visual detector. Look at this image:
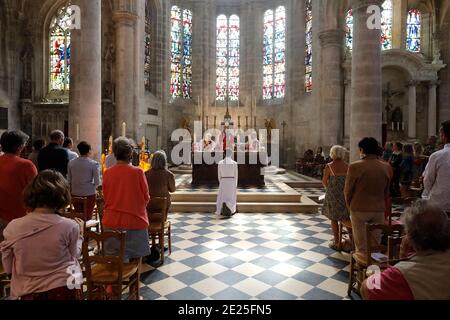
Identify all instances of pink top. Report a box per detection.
[365,266,414,300]
[0,212,82,300]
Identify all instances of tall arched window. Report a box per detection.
[263,6,286,100]
[406,9,421,52]
[49,5,72,92]
[305,0,313,93]
[170,5,193,99]
[381,0,393,50]
[216,14,240,102]
[144,1,152,91]
[345,9,353,51]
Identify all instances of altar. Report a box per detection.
[192,151,266,187]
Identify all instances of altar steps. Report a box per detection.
[170,196,319,214]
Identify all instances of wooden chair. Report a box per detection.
[82,230,141,300]
[0,264,10,299]
[147,197,172,265]
[337,220,354,252]
[347,223,404,297]
[71,196,101,233]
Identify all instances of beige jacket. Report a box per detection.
[344,155,391,212]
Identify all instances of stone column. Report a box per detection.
[428,81,439,137]
[112,1,138,139]
[318,29,345,148]
[69,0,102,160]
[349,0,383,162]
[407,81,417,139]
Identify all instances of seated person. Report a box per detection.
[145,150,176,217]
[0,170,84,300]
[361,200,450,300]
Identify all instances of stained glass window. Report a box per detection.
[406,9,421,52]
[144,1,151,91]
[345,9,353,51]
[305,0,312,93]
[216,14,240,102]
[49,5,72,91]
[263,6,286,100]
[170,6,193,99]
[381,0,393,50]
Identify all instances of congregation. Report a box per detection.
[0,122,449,300]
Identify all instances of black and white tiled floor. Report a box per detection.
[139,213,354,300]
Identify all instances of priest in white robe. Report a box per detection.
[216,149,238,217]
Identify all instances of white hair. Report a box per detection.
[330,145,346,160]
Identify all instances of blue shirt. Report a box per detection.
[67,157,100,196]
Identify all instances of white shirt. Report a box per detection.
[66,149,79,161]
[422,144,450,212]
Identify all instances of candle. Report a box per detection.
[402,122,405,131]
[397,122,400,131]
[391,122,394,131]
[122,122,126,137]
[76,123,80,141]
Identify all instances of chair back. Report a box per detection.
[147,197,169,225]
[365,223,404,266]
[69,196,89,220]
[82,230,126,298]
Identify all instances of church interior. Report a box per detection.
[0,0,450,301]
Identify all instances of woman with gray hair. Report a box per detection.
[322,145,351,251]
[102,137,151,261]
[145,150,176,213]
[361,200,450,300]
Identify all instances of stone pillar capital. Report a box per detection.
[428,80,441,88]
[407,80,419,87]
[319,30,346,48]
[112,11,138,26]
[350,0,383,11]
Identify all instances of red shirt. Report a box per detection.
[365,266,414,300]
[102,164,150,230]
[0,154,37,222]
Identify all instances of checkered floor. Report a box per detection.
[139,213,356,300]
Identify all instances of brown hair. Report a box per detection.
[24,170,71,211]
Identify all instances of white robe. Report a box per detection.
[216,157,238,215]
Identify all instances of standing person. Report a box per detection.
[38,130,69,177]
[422,121,450,217]
[63,137,79,161]
[28,139,46,169]
[67,141,100,221]
[0,131,38,241]
[102,137,151,261]
[389,142,403,197]
[413,143,428,187]
[399,144,415,198]
[344,137,391,261]
[145,151,176,213]
[321,145,351,251]
[382,142,393,162]
[0,170,84,300]
[423,135,438,156]
[216,149,238,218]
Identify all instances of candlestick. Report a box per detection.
[246,116,249,130]
[391,122,394,131]
[397,122,400,131]
[238,116,241,128]
[254,116,257,129]
[214,116,217,129]
[122,122,126,137]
